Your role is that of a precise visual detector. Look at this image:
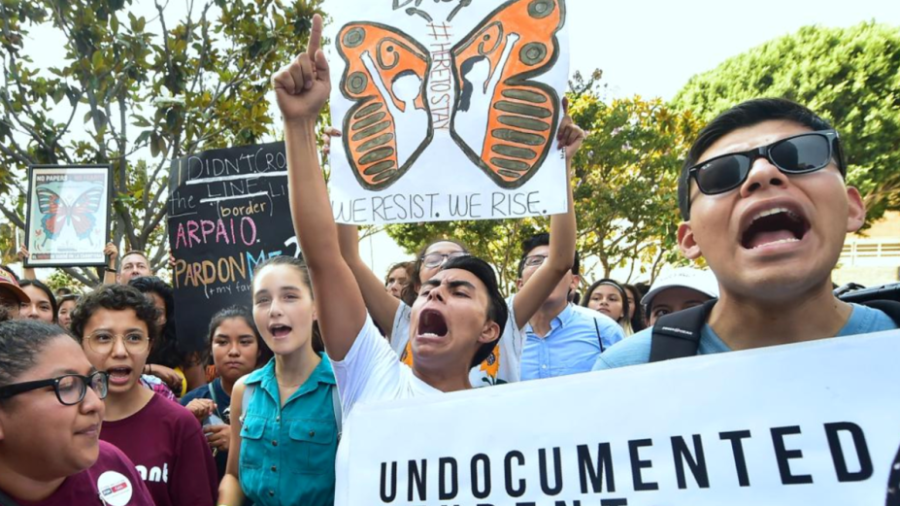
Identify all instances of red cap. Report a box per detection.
[0,268,30,303]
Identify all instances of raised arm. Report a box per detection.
[101,242,118,285]
[273,14,366,360]
[512,109,583,329]
[18,245,36,280]
[337,224,401,338]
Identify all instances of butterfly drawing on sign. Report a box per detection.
[35,185,104,247]
[336,0,565,191]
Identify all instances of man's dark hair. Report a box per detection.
[678,98,844,220]
[440,255,508,368]
[129,276,185,367]
[69,284,160,344]
[19,279,59,323]
[0,320,73,388]
[517,233,580,278]
[401,239,470,306]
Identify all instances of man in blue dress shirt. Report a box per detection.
[516,234,624,380]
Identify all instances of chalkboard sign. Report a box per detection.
[167,142,298,351]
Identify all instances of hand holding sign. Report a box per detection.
[272,14,331,124]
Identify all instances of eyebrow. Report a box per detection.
[447,280,476,291]
[49,367,94,376]
[89,327,145,333]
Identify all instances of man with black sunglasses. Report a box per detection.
[593,98,897,370]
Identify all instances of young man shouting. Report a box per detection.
[595,98,897,370]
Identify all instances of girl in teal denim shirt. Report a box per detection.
[219,256,338,506]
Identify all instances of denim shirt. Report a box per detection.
[239,354,337,506]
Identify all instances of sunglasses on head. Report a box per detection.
[688,130,842,197]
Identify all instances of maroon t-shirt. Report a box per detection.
[100,394,218,506]
[14,440,154,506]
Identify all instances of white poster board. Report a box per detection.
[343,331,900,505]
[327,0,570,225]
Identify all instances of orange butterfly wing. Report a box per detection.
[337,23,433,190]
[451,0,565,188]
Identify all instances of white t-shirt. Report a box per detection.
[389,295,523,386]
[331,315,441,506]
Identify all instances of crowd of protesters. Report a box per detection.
[0,14,897,506]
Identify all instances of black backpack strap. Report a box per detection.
[857,299,900,327]
[649,299,718,363]
[594,318,605,353]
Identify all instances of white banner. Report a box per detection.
[326,0,570,225]
[344,331,900,505]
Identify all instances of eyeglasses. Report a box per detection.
[421,251,467,269]
[0,371,109,406]
[523,254,548,268]
[85,331,151,354]
[688,130,842,197]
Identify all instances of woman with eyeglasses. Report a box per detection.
[70,284,218,506]
[0,319,155,506]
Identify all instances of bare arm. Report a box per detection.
[101,242,118,285]
[338,224,401,338]
[274,14,367,361]
[218,379,247,506]
[18,245,36,280]
[512,112,583,329]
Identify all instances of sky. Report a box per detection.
[11,0,900,282]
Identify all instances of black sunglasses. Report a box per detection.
[688,130,842,196]
[0,371,109,406]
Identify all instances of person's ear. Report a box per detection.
[515,278,524,291]
[478,320,501,345]
[845,186,866,233]
[569,275,581,292]
[678,222,703,261]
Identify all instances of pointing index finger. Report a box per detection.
[307,13,323,58]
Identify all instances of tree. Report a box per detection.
[673,22,900,224]
[0,0,324,285]
[386,73,701,292]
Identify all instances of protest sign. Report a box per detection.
[167,142,296,351]
[327,0,571,225]
[24,165,111,268]
[342,331,900,505]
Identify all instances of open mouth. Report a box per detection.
[269,324,292,338]
[741,207,810,250]
[108,367,132,385]
[417,309,448,338]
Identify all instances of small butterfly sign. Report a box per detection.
[24,165,112,268]
[326,0,570,225]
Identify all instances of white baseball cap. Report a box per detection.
[641,267,719,308]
